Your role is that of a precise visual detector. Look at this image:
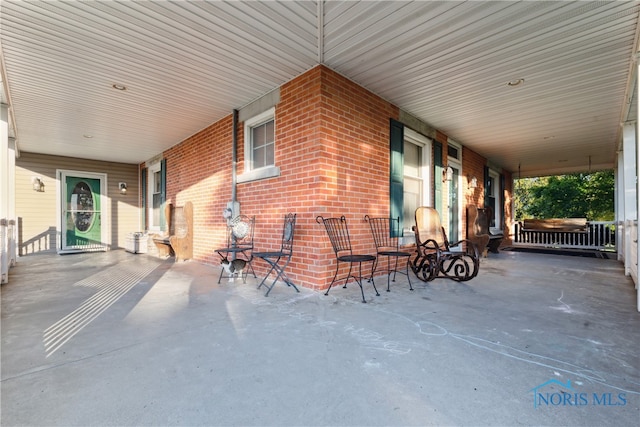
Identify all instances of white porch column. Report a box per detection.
[622,124,637,278]
[0,103,9,283]
[637,63,640,312]
[616,151,624,262]
[636,57,640,312]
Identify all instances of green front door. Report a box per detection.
[64,176,103,250]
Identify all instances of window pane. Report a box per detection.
[404,177,422,225]
[250,118,274,169]
[153,171,161,193]
[253,146,265,169]
[404,142,421,177]
[152,193,162,225]
[253,125,265,147]
[265,120,274,143]
[266,142,274,165]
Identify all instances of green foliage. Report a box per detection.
[514,170,614,221]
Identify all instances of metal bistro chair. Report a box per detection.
[364,215,413,292]
[215,215,256,284]
[410,206,480,282]
[253,213,299,296]
[316,215,380,303]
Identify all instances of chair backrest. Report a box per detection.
[364,215,401,252]
[467,206,489,238]
[279,213,297,255]
[316,215,353,256]
[166,202,193,239]
[414,207,447,249]
[227,215,255,249]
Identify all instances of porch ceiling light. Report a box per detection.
[442,166,454,182]
[32,177,44,192]
[507,78,525,87]
[111,83,127,91]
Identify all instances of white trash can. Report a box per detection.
[125,232,148,254]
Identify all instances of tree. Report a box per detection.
[514,170,614,221]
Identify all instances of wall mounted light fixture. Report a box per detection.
[442,166,453,182]
[32,177,45,192]
[119,182,127,194]
[469,176,478,188]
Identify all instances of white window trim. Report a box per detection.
[488,168,502,230]
[239,107,280,182]
[447,139,463,245]
[147,161,161,232]
[401,128,432,245]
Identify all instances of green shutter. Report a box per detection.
[160,158,167,231]
[434,141,443,213]
[140,167,147,230]
[389,119,404,236]
[484,166,490,207]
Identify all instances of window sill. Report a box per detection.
[399,231,415,247]
[237,166,281,183]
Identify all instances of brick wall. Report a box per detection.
[157,64,512,290]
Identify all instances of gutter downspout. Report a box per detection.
[232,109,238,211]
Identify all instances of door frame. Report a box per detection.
[447,139,463,244]
[57,170,109,253]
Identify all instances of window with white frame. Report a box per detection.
[487,169,501,229]
[403,129,432,236]
[147,161,162,231]
[240,107,280,182]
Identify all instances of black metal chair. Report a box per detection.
[364,215,413,292]
[215,215,256,283]
[316,215,379,303]
[410,207,480,282]
[253,213,299,296]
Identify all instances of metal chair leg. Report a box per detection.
[325,264,341,296]
[406,256,413,290]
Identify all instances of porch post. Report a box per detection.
[0,102,16,284]
[637,61,640,311]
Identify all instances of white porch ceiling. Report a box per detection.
[1,1,639,177]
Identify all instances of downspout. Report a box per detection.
[232,109,238,209]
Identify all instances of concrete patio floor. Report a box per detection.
[1,249,639,426]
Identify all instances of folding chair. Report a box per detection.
[215,215,256,283]
[253,213,299,296]
[364,215,413,291]
[316,215,379,303]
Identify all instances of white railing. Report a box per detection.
[513,221,616,251]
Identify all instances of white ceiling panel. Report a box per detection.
[1,0,639,177]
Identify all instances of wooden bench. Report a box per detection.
[467,206,503,256]
[152,201,193,262]
[517,218,588,247]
